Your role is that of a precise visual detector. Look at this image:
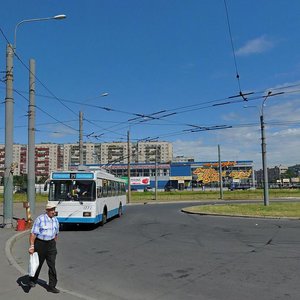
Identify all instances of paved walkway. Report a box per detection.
[0,202,91,300]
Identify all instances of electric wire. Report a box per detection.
[223,0,242,92]
[2,25,300,146]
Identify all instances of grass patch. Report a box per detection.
[1,189,300,205]
[184,202,300,218]
[130,189,300,203]
[0,193,48,203]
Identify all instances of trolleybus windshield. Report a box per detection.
[49,180,96,202]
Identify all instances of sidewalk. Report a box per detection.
[0,202,90,300]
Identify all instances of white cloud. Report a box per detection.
[272,128,300,137]
[222,111,240,122]
[236,36,274,56]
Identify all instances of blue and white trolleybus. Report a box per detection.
[46,168,126,225]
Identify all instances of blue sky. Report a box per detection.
[1,0,300,169]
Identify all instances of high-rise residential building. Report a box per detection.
[62,143,100,169]
[93,141,173,165]
[136,141,173,163]
[97,142,129,165]
[0,141,173,179]
[172,155,195,163]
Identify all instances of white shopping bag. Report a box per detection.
[28,252,39,277]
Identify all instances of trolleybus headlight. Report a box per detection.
[83,212,91,217]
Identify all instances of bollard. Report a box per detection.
[23,202,33,229]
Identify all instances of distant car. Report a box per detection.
[164,186,176,192]
[144,186,153,192]
[230,184,251,191]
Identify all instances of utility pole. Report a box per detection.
[79,111,83,166]
[155,145,158,200]
[252,163,256,189]
[27,59,36,215]
[2,15,66,228]
[3,44,14,228]
[260,114,269,206]
[127,130,131,203]
[218,144,223,200]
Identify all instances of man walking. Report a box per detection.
[28,202,60,293]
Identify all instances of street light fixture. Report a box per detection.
[14,14,66,48]
[245,91,284,206]
[260,91,272,206]
[3,14,66,228]
[260,91,284,206]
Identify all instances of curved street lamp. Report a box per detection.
[3,14,66,228]
[244,91,284,206]
[14,14,66,49]
[260,91,272,206]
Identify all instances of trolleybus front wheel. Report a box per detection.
[101,208,107,226]
[118,203,123,217]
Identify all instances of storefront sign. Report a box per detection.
[170,176,192,181]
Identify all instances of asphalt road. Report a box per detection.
[13,202,300,300]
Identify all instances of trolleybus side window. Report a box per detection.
[102,180,108,197]
[112,181,116,196]
[97,186,102,198]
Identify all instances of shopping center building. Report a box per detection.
[82,160,254,191]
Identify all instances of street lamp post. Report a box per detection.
[245,91,283,207]
[3,14,66,228]
[3,44,14,228]
[260,92,271,206]
[14,15,66,49]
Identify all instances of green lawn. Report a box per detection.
[0,193,48,203]
[183,202,300,218]
[130,189,300,203]
[1,189,300,203]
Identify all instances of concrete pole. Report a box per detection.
[3,44,14,228]
[127,130,131,203]
[27,59,36,215]
[260,114,269,206]
[155,145,158,200]
[252,163,256,189]
[218,144,223,200]
[79,111,83,166]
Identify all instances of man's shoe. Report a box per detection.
[28,281,36,288]
[48,287,60,293]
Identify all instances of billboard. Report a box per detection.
[130,177,150,185]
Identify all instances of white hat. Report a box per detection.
[46,202,56,210]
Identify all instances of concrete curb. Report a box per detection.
[5,230,30,275]
[181,208,300,220]
[5,230,98,300]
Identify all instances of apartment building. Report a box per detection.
[255,165,288,186]
[98,142,129,165]
[94,141,173,165]
[0,141,173,179]
[35,144,60,177]
[62,143,100,169]
[137,141,173,163]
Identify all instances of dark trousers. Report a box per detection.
[29,238,58,287]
